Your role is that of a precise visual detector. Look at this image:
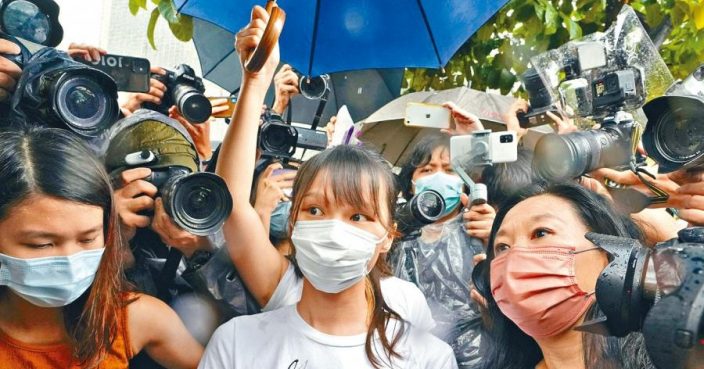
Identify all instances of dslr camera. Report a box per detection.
[0,0,63,47]
[517,67,563,128]
[530,9,656,182]
[7,45,119,138]
[144,64,212,124]
[142,162,232,236]
[258,109,328,159]
[580,228,704,369]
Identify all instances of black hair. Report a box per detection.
[481,148,536,208]
[397,134,450,200]
[0,124,129,367]
[478,183,654,369]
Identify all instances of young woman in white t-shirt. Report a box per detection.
[199,5,456,369]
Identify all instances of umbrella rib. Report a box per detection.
[414,0,443,68]
[176,0,189,13]
[307,0,322,76]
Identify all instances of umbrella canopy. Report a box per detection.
[360,87,517,166]
[177,0,510,76]
[192,18,403,125]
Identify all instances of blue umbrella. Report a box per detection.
[177,0,510,76]
[193,18,403,124]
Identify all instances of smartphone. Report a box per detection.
[450,131,518,165]
[79,54,150,93]
[208,96,237,119]
[404,102,451,129]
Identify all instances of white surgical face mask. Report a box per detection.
[0,248,105,307]
[291,220,387,294]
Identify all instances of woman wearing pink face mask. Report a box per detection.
[475,183,655,369]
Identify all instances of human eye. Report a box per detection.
[494,243,510,255]
[531,227,553,239]
[307,207,324,216]
[350,213,370,222]
[27,242,53,249]
[79,237,98,245]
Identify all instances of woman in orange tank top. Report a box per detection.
[0,126,203,368]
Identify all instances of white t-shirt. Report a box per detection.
[198,305,458,369]
[263,263,436,331]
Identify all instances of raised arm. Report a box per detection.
[215,6,289,307]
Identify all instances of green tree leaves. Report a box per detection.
[131,0,193,49]
[405,0,704,95]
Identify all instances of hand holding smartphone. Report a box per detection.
[78,54,151,93]
[404,102,451,129]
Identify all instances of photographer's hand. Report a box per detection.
[151,198,211,258]
[114,168,158,241]
[121,66,167,113]
[272,64,299,115]
[324,116,337,146]
[546,110,577,135]
[442,102,484,136]
[461,194,496,245]
[67,43,106,62]
[0,39,22,102]
[503,99,529,141]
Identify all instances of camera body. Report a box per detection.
[582,228,704,369]
[145,165,233,236]
[258,110,328,158]
[144,64,211,124]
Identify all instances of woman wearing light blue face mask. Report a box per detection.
[200,9,456,369]
[390,133,497,368]
[0,125,202,369]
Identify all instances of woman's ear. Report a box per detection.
[380,225,396,253]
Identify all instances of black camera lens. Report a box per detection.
[643,99,704,173]
[259,122,297,157]
[533,122,632,182]
[395,190,445,237]
[161,172,233,236]
[53,73,117,136]
[500,134,513,143]
[521,67,553,109]
[173,84,212,123]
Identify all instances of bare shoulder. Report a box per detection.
[125,293,179,353]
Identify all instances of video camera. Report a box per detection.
[143,64,212,124]
[258,109,328,159]
[530,6,673,182]
[579,228,703,369]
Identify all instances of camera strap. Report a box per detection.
[310,89,329,131]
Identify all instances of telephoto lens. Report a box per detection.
[532,112,636,182]
[395,190,446,238]
[150,168,233,236]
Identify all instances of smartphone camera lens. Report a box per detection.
[500,134,513,143]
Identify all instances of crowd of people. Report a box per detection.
[0,4,702,369]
